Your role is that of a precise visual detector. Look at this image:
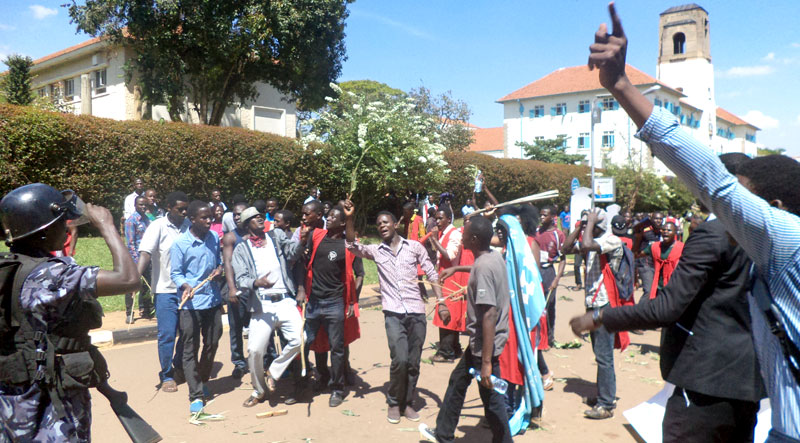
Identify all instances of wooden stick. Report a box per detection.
[299,302,308,376]
[273,330,283,355]
[469,190,559,216]
[256,409,288,419]
[178,273,216,310]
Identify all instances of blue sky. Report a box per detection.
[2,0,799,155]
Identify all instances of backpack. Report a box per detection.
[607,244,635,301]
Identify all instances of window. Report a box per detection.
[716,128,725,137]
[746,133,756,143]
[37,87,46,98]
[94,69,107,94]
[551,102,566,116]
[531,105,544,118]
[49,83,59,99]
[64,78,75,100]
[602,131,615,148]
[653,98,662,107]
[673,32,686,55]
[601,97,618,111]
[557,134,568,148]
[578,132,590,149]
[578,100,590,113]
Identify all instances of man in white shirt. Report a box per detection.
[123,178,145,220]
[232,207,302,407]
[137,191,191,393]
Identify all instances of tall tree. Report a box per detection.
[517,137,585,164]
[1,55,34,106]
[409,86,473,152]
[68,0,351,125]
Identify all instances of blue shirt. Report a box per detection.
[637,106,800,439]
[170,229,222,310]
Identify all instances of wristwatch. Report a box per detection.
[592,308,603,326]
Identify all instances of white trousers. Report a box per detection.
[247,297,303,398]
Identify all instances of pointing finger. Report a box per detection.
[608,2,624,38]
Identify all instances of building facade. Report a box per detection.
[29,37,297,137]
[492,4,759,176]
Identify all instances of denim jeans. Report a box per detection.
[589,316,616,409]
[540,265,557,346]
[227,291,251,371]
[155,292,183,382]
[635,257,654,304]
[384,311,426,411]
[435,349,512,443]
[178,307,223,401]
[304,296,346,393]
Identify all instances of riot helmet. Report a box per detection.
[0,183,85,245]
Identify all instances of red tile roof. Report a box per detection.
[32,37,104,66]
[468,127,504,153]
[716,107,757,129]
[497,64,682,102]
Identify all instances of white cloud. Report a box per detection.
[30,5,57,20]
[718,65,774,78]
[792,43,800,48]
[763,52,775,61]
[743,110,779,129]
[0,24,16,31]
[350,9,436,41]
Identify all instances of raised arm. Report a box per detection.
[590,2,798,275]
[89,205,140,297]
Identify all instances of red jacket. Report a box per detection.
[304,229,360,352]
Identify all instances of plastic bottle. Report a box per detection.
[468,367,508,394]
[473,171,483,193]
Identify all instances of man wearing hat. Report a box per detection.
[231,207,302,408]
[561,207,625,419]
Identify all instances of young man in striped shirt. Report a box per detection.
[343,200,443,425]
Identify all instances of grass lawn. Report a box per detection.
[3,234,383,313]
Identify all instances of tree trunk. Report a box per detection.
[167,96,182,123]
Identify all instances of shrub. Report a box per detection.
[444,152,590,208]
[0,104,336,220]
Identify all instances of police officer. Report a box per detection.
[0,183,140,441]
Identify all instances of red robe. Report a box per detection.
[433,227,470,332]
[620,236,633,250]
[498,238,547,385]
[600,255,634,351]
[304,229,361,352]
[649,241,684,300]
[262,220,273,232]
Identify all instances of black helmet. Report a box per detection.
[0,183,82,244]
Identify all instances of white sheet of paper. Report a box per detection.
[623,383,772,442]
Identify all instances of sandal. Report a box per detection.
[242,394,263,408]
[161,380,178,393]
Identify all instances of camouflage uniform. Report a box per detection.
[0,257,99,442]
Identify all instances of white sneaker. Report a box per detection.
[419,423,437,442]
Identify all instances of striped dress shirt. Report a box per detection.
[637,106,800,440]
[346,237,439,315]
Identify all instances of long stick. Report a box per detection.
[469,190,559,216]
[273,330,283,355]
[299,301,308,377]
[178,274,215,310]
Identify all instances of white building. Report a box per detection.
[493,3,759,176]
[28,37,297,137]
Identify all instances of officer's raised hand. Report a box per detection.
[85,203,115,229]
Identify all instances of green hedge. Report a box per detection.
[0,104,338,220]
[0,104,599,223]
[444,152,590,209]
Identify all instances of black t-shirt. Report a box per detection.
[310,236,364,300]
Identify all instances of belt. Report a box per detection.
[540,262,553,268]
[258,292,291,303]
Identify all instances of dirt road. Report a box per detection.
[92,276,662,442]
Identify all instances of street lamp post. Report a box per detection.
[590,98,603,209]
